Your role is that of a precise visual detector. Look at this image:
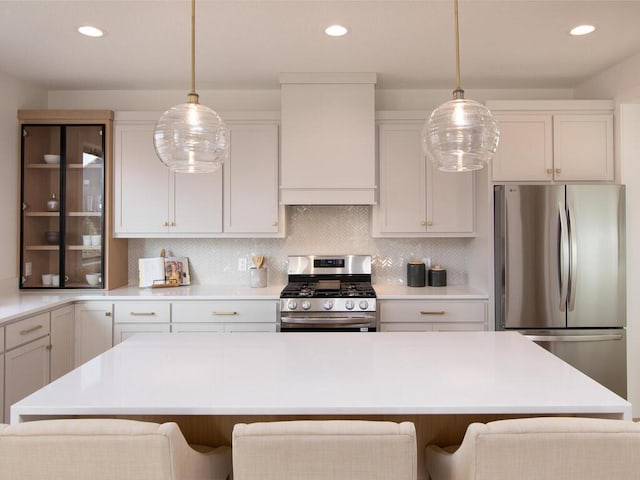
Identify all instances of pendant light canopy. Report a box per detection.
[422,0,499,172]
[153,0,229,173]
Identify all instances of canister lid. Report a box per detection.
[431,265,445,270]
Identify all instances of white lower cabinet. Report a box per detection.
[379,300,487,332]
[74,302,113,366]
[0,327,4,423]
[171,300,277,333]
[113,302,171,345]
[50,305,75,381]
[4,313,51,422]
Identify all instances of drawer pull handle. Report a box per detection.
[420,311,445,315]
[20,324,44,335]
[212,311,238,316]
[130,312,156,316]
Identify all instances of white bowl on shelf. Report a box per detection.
[43,154,60,164]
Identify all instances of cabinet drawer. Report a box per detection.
[6,313,50,350]
[172,301,277,323]
[114,302,171,323]
[172,323,225,334]
[379,300,486,324]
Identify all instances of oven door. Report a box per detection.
[279,312,377,332]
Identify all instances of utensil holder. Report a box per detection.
[250,268,267,288]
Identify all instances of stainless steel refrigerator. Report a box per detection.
[494,184,626,397]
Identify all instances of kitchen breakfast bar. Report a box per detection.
[11,331,631,479]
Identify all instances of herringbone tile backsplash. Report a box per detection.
[128,206,470,287]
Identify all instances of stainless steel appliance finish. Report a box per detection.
[280,255,377,332]
[494,184,627,397]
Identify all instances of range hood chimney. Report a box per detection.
[279,73,377,205]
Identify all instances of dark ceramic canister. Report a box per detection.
[407,261,426,287]
[428,265,447,287]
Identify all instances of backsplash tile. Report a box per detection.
[128,206,470,287]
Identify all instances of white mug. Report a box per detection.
[42,273,52,286]
[91,235,101,246]
[51,274,60,287]
[86,273,101,286]
[82,235,92,246]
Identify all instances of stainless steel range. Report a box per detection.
[279,255,377,332]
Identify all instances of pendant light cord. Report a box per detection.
[188,0,199,103]
[453,0,464,99]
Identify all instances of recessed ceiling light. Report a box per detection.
[325,24,349,37]
[78,25,105,38]
[570,24,595,36]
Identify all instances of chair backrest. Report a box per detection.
[0,418,229,480]
[232,420,417,480]
[454,417,640,480]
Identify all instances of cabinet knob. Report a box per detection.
[555,168,562,174]
[427,221,433,226]
[105,312,112,317]
[170,222,176,227]
[546,168,553,174]
[420,221,427,226]
[162,221,169,227]
[272,221,278,227]
[46,344,53,351]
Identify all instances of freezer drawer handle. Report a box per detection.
[420,311,445,315]
[525,334,623,343]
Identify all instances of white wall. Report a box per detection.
[0,72,47,282]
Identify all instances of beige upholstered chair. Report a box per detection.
[426,417,640,480]
[232,420,417,480]
[0,418,232,480]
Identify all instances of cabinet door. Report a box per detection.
[74,302,113,366]
[553,114,614,181]
[491,114,553,182]
[50,305,75,381]
[113,323,171,345]
[426,163,474,233]
[114,123,170,234]
[224,123,280,234]
[0,352,4,424]
[171,323,225,334]
[172,169,222,234]
[375,123,426,234]
[4,336,50,421]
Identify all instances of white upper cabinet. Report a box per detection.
[487,100,614,183]
[224,122,280,234]
[280,73,377,205]
[372,119,475,237]
[114,112,283,237]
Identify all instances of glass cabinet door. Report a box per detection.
[63,125,105,288]
[21,125,62,288]
[20,124,105,289]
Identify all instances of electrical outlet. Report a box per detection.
[238,258,247,271]
[423,257,432,268]
[25,262,32,276]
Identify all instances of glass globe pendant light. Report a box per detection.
[422,0,499,172]
[153,0,229,173]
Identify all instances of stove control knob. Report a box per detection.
[302,300,312,310]
[358,300,369,310]
[323,300,334,311]
[345,300,355,310]
[287,300,298,311]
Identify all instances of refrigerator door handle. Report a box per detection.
[525,334,623,343]
[567,202,578,312]
[558,202,570,312]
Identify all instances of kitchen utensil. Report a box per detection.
[407,261,426,287]
[428,265,447,287]
[253,255,265,269]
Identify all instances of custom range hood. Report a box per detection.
[279,73,377,205]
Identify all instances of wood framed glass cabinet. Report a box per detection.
[18,110,128,290]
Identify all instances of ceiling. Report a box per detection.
[1,0,640,91]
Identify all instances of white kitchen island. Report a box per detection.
[10,331,631,479]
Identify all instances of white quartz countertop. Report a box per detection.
[11,331,631,423]
[0,282,487,326]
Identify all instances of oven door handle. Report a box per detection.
[281,316,375,326]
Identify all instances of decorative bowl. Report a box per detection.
[43,154,60,164]
[45,231,60,244]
